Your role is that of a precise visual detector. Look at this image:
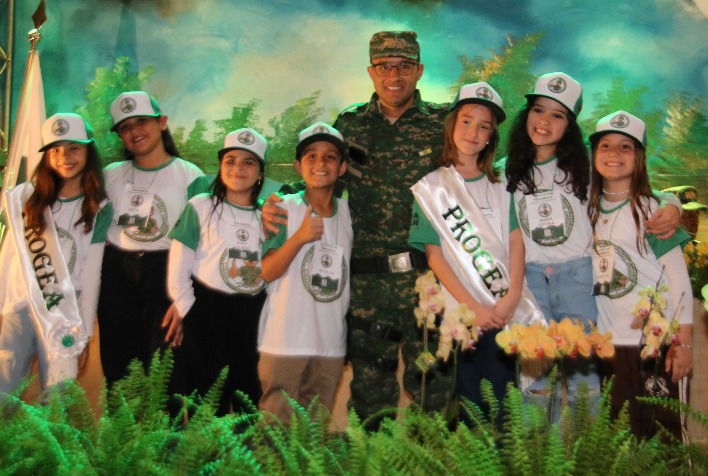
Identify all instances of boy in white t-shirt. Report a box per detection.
[257,122,352,425]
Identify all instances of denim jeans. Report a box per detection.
[523,256,601,421]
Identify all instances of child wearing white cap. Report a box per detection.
[167,128,268,416]
[588,111,692,440]
[257,122,352,425]
[504,73,682,421]
[98,91,209,385]
[0,113,112,393]
[408,83,543,424]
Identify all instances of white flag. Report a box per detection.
[2,48,46,194]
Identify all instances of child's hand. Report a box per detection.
[261,193,288,235]
[78,345,90,370]
[493,294,517,328]
[645,204,680,239]
[161,304,184,348]
[665,344,693,382]
[464,301,496,331]
[294,204,324,244]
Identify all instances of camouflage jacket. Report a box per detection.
[334,90,448,259]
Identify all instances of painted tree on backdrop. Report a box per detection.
[451,33,542,160]
[77,57,324,183]
[76,56,153,165]
[71,42,706,188]
[581,77,708,192]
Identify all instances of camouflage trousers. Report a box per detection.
[348,272,455,421]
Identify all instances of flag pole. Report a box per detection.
[0,0,47,243]
[1,0,15,155]
[0,28,42,197]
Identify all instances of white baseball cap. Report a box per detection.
[110,91,162,131]
[589,110,647,149]
[526,72,583,117]
[39,113,94,152]
[451,82,505,123]
[218,127,268,163]
[296,122,347,160]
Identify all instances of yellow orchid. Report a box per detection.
[588,327,615,358]
[419,293,445,317]
[414,271,480,362]
[448,303,476,328]
[414,270,441,298]
[640,343,660,359]
[495,324,525,355]
[631,297,652,320]
[518,324,556,359]
[413,307,437,330]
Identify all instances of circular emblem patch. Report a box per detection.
[238,131,254,145]
[475,86,493,100]
[52,119,70,137]
[131,195,144,207]
[123,194,170,242]
[321,253,333,268]
[593,239,638,299]
[547,76,567,94]
[610,113,630,129]
[237,228,250,242]
[219,246,266,294]
[518,190,574,246]
[301,245,348,303]
[120,97,137,113]
[538,203,552,217]
[313,125,329,134]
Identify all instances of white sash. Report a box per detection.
[411,166,544,325]
[2,184,87,360]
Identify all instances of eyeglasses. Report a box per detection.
[370,61,418,77]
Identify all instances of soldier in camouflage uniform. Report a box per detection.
[332,31,455,423]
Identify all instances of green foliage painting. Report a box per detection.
[2,1,706,192]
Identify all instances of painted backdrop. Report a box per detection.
[2,0,707,187]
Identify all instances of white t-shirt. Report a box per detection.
[258,192,352,357]
[512,156,594,264]
[104,157,206,251]
[0,182,112,335]
[168,193,266,317]
[593,196,692,346]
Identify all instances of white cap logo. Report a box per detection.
[475,86,493,100]
[238,131,255,145]
[547,77,567,94]
[610,113,630,129]
[313,125,329,135]
[52,119,70,137]
[120,97,137,113]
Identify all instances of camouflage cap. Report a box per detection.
[369,31,420,61]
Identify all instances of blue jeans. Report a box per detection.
[523,256,601,421]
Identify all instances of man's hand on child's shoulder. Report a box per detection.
[261,192,288,235]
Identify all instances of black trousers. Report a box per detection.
[178,277,266,416]
[97,244,173,385]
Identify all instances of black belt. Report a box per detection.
[351,316,402,342]
[350,250,428,274]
